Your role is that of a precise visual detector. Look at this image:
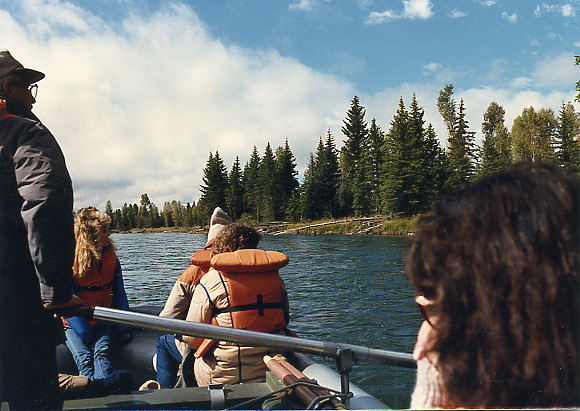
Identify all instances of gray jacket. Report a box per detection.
[0,96,74,345]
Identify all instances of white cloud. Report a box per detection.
[2,1,354,209]
[561,4,576,17]
[365,10,398,24]
[502,12,518,24]
[511,77,533,89]
[535,3,576,17]
[574,40,580,47]
[450,9,467,18]
[365,0,433,24]
[289,0,313,11]
[423,62,441,73]
[402,0,433,19]
[531,52,579,88]
[479,0,497,6]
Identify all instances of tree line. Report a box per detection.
[106,68,580,229]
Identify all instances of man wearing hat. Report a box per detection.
[0,50,85,409]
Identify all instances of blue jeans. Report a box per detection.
[155,334,183,388]
[65,324,115,379]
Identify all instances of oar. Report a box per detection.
[89,306,416,369]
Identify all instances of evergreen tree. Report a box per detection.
[340,95,369,216]
[367,119,384,214]
[445,99,477,193]
[481,102,512,175]
[317,130,340,217]
[226,156,244,220]
[300,153,318,220]
[274,139,299,220]
[139,193,152,228]
[423,124,449,206]
[381,96,441,216]
[437,84,457,137]
[199,151,228,219]
[259,143,277,221]
[242,146,261,221]
[555,101,580,173]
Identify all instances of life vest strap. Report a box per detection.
[213,294,285,317]
[74,282,114,292]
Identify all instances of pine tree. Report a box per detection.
[445,99,476,193]
[259,143,277,221]
[199,151,228,219]
[300,153,318,220]
[242,147,261,221]
[481,102,512,175]
[340,95,369,216]
[367,119,384,214]
[437,84,457,137]
[274,139,299,220]
[317,130,340,217]
[226,156,244,220]
[555,101,580,173]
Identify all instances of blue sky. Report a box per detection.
[1,0,578,209]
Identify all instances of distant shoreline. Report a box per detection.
[112,216,418,236]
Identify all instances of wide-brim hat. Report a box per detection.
[0,50,45,83]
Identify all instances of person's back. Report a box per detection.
[183,223,290,386]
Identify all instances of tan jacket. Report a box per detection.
[184,268,288,386]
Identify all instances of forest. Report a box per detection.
[106,69,580,230]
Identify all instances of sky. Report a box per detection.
[0,0,578,210]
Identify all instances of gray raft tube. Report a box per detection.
[90,307,416,409]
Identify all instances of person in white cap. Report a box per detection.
[0,50,85,409]
[151,207,232,389]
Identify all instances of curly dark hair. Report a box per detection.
[407,161,579,408]
[213,223,262,254]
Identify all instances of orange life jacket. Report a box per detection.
[195,249,289,357]
[179,239,214,286]
[74,248,117,326]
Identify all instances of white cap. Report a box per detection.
[207,207,232,242]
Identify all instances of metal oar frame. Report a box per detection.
[90,307,416,408]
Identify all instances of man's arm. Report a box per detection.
[12,119,75,306]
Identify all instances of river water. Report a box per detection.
[112,232,419,409]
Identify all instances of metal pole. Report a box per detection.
[91,307,416,369]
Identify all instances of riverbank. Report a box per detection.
[117,215,418,236]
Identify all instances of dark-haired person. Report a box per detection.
[407,161,579,408]
[182,223,291,386]
[0,50,85,409]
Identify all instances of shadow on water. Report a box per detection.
[112,232,420,409]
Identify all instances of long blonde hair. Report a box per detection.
[73,207,115,278]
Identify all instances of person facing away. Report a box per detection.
[183,223,291,386]
[0,49,86,410]
[155,207,232,388]
[407,161,579,409]
[63,207,132,379]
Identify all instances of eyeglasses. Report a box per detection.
[11,82,38,99]
[415,292,439,328]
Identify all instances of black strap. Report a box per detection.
[214,294,285,317]
[73,282,114,292]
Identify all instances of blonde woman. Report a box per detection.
[63,207,131,379]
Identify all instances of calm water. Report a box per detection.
[112,232,419,408]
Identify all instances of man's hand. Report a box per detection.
[44,295,89,318]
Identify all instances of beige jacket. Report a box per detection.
[183,268,287,386]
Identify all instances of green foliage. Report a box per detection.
[106,90,580,232]
[480,102,512,176]
[512,107,557,162]
[555,102,580,173]
[199,151,228,220]
[575,56,579,102]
